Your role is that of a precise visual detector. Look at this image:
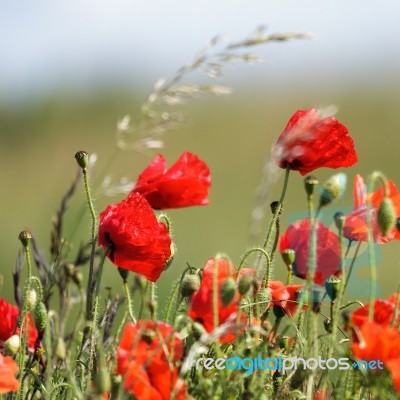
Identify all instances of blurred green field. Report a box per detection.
[1,83,400,313]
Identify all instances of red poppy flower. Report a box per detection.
[0,298,38,351]
[0,354,19,394]
[343,175,400,243]
[279,218,341,285]
[132,152,211,209]
[98,192,172,282]
[268,282,306,317]
[117,321,186,400]
[189,258,243,343]
[272,107,357,175]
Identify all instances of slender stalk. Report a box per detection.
[123,280,136,323]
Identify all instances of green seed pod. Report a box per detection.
[33,302,47,334]
[95,368,111,394]
[4,335,20,356]
[118,267,129,282]
[55,337,66,360]
[220,277,237,307]
[74,150,89,169]
[18,230,32,247]
[377,198,396,236]
[325,275,341,301]
[334,211,346,231]
[281,249,296,269]
[318,173,347,208]
[180,274,201,297]
[304,175,319,197]
[238,274,253,296]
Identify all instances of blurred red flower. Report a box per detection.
[189,258,243,343]
[268,282,306,317]
[279,218,341,285]
[0,298,38,352]
[0,354,19,394]
[133,152,211,209]
[98,192,172,282]
[343,174,400,243]
[272,107,357,175]
[117,321,186,400]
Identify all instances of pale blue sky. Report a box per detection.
[1,1,400,101]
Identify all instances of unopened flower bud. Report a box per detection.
[238,274,253,296]
[311,286,324,314]
[74,151,89,170]
[118,267,129,282]
[318,173,347,208]
[270,201,281,215]
[95,368,111,394]
[164,243,176,271]
[334,212,346,231]
[220,277,237,307]
[56,337,66,360]
[279,335,291,350]
[192,322,207,340]
[27,289,37,310]
[304,175,319,197]
[325,275,341,301]
[273,305,286,319]
[180,274,201,297]
[377,198,396,236]
[18,230,32,247]
[281,249,295,269]
[33,302,47,334]
[3,335,20,356]
[323,318,333,333]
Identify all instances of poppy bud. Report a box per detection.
[95,368,111,394]
[270,201,280,215]
[27,289,37,310]
[181,274,201,297]
[323,318,333,333]
[56,337,66,360]
[33,302,47,334]
[164,243,176,271]
[74,150,89,170]
[273,305,286,319]
[377,198,396,236]
[238,274,253,296]
[311,286,324,313]
[3,335,20,356]
[341,310,351,328]
[279,335,291,350]
[304,175,319,197]
[220,277,237,307]
[325,275,341,301]
[192,322,207,340]
[281,249,295,269]
[334,212,346,231]
[18,230,32,247]
[318,173,347,208]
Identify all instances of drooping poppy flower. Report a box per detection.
[343,175,400,243]
[98,192,172,282]
[0,354,19,394]
[268,282,306,317]
[189,257,243,343]
[272,107,357,175]
[279,218,341,285]
[117,321,186,400]
[0,297,38,351]
[132,152,211,209]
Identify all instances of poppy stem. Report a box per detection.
[123,280,136,323]
[390,281,400,327]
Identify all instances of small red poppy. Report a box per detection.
[268,282,306,317]
[189,258,243,343]
[98,192,172,282]
[0,297,38,352]
[132,152,211,209]
[279,218,341,285]
[272,107,358,175]
[344,174,400,243]
[117,321,186,400]
[0,354,19,394]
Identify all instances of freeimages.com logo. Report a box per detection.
[188,356,383,376]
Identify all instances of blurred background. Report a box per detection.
[1,0,400,310]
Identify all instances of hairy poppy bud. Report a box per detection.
[33,302,47,334]
[74,150,89,170]
[220,277,237,307]
[281,249,295,269]
[334,212,346,231]
[181,274,201,297]
[273,305,286,319]
[4,335,20,356]
[318,173,347,208]
[18,230,32,247]
[27,289,37,310]
[325,275,341,301]
[304,175,319,197]
[118,267,129,282]
[377,198,396,236]
[238,274,253,296]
